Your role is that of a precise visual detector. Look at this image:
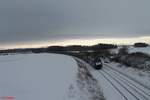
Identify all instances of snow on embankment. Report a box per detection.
[75,58,105,100]
[0,53,77,100]
[0,53,104,100]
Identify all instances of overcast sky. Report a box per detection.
[0,0,150,48]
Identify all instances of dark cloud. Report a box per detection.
[0,0,150,44]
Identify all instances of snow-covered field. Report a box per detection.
[0,53,105,100]
[128,46,150,55]
[110,46,150,55]
[0,53,80,100]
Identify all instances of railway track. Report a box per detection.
[98,71,128,100]
[105,66,150,98]
[104,63,150,91]
[98,64,150,100]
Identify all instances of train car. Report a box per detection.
[93,58,103,70]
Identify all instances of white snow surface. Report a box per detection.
[0,53,79,100]
[128,46,150,55]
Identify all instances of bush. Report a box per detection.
[134,43,149,47]
[118,46,128,56]
[120,52,150,69]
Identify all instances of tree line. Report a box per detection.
[0,43,117,54]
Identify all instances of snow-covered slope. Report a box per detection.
[0,53,79,100]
